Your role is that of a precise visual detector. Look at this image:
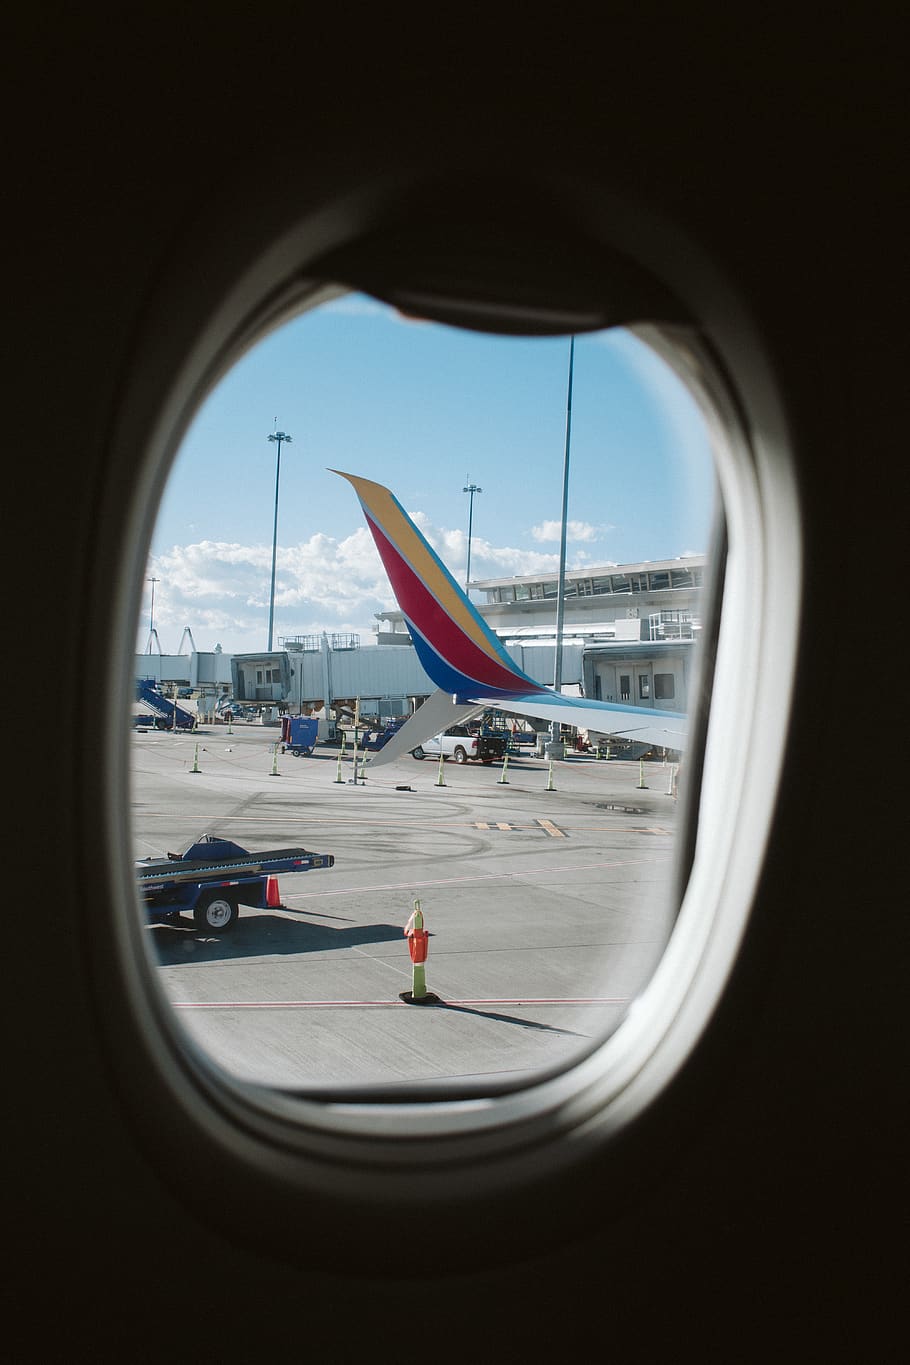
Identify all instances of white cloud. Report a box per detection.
[141,515,577,654]
[409,513,563,581]
[530,519,609,543]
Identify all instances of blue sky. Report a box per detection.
[142,294,716,654]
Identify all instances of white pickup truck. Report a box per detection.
[410,724,508,765]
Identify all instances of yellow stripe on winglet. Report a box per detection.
[332,470,507,666]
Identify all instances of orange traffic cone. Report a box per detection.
[265,875,281,908]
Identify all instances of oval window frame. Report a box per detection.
[79,169,801,1262]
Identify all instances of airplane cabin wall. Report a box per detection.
[5,15,902,1362]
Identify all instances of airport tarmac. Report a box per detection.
[132,723,683,1093]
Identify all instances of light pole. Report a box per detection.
[551,336,575,753]
[463,480,482,591]
[267,429,292,651]
[146,577,159,653]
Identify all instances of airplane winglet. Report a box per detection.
[332,470,543,700]
[334,469,688,753]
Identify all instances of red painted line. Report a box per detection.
[171,997,629,1009]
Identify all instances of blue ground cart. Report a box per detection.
[136,835,334,932]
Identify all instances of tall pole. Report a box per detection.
[147,577,159,653]
[267,429,292,651]
[463,480,482,591]
[551,336,574,747]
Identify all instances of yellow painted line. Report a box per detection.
[140,811,667,837]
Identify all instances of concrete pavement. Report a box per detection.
[133,723,683,1091]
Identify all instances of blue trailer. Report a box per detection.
[280,715,319,755]
[136,835,334,932]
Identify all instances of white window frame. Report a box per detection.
[86,198,801,1226]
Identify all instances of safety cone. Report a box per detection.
[190,743,201,774]
[269,742,281,777]
[435,752,446,787]
[638,758,647,789]
[546,757,556,791]
[265,875,281,908]
[334,751,344,783]
[498,752,510,784]
[400,900,440,1005]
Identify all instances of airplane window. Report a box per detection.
[130,293,718,1100]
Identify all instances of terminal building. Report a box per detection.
[135,555,706,735]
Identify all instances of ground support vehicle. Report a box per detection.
[136,836,334,932]
[135,677,196,730]
[506,727,539,752]
[280,715,319,755]
[411,724,508,765]
[362,719,406,751]
[336,718,406,751]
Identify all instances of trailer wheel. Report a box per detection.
[194,892,239,933]
[453,746,468,763]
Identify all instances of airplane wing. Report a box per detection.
[365,690,484,768]
[476,693,686,750]
[333,470,687,758]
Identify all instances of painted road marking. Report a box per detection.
[277,854,671,902]
[473,820,567,837]
[142,809,671,835]
[171,996,629,1009]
